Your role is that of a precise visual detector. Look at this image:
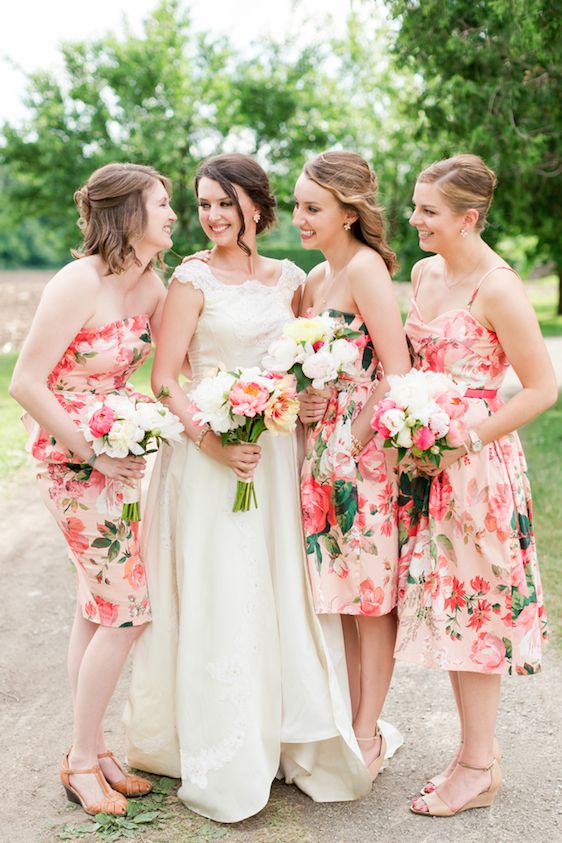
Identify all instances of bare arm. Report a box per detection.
[151,277,260,479]
[350,255,411,446]
[472,269,557,442]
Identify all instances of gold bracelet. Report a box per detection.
[194,425,211,450]
[350,434,364,458]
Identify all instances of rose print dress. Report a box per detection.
[395,266,547,675]
[301,310,399,616]
[24,315,152,627]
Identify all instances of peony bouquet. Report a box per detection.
[371,369,469,469]
[81,394,184,521]
[191,367,299,512]
[262,312,362,391]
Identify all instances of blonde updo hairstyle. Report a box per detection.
[417,154,497,232]
[302,150,398,275]
[73,162,172,274]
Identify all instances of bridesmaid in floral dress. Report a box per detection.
[10,163,176,816]
[397,154,556,817]
[294,151,411,778]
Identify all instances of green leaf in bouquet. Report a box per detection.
[293,363,311,394]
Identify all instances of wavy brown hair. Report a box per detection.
[417,154,498,232]
[195,153,276,256]
[303,150,397,275]
[72,162,172,274]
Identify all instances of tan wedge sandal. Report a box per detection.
[421,736,502,795]
[356,727,387,782]
[98,750,153,798]
[60,751,128,816]
[411,758,502,817]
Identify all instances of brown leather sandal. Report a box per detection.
[98,750,153,797]
[60,751,128,815]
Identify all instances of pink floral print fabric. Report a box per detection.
[395,285,547,675]
[301,310,399,616]
[26,315,152,627]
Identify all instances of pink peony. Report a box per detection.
[89,406,117,438]
[228,380,270,417]
[447,418,466,447]
[371,398,399,436]
[359,578,384,616]
[470,632,507,671]
[413,426,435,451]
[436,391,469,420]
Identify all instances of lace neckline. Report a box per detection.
[198,259,289,290]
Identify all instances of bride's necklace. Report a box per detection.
[443,255,485,289]
[315,267,348,311]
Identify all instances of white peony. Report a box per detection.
[330,338,360,371]
[104,393,138,420]
[105,418,145,457]
[395,425,413,448]
[191,371,241,433]
[134,401,184,441]
[302,349,339,389]
[380,408,407,436]
[428,409,450,439]
[262,336,299,372]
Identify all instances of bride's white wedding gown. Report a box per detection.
[124,259,401,822]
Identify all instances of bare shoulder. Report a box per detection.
[305,260,328,288]
[348,247,392,294]
[480,264,523,303]
[42,258,101,304]
[411,256,437,285]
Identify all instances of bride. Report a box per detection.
[124,153,390,822]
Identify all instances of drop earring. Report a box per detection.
[253,212,261,224]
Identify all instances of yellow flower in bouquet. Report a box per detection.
[264,376,300,434]
[283,317,326,345]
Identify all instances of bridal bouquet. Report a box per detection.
[81,394,184,521]
[371,369,469,468]
[191,367,299,512]
[262,312,362,391]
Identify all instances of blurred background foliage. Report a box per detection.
[1,0,560,306]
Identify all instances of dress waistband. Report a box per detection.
[464,388,497,399]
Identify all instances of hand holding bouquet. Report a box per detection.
[191,367,299,512]
[82,394,184,520]
[371,369,469,470]
[262,311,362,391]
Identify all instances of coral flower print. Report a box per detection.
[29,314,155,627]
[300,310,399,617]
[395,275,547,675]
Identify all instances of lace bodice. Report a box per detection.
[171,259,305,382]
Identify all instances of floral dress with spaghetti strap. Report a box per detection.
[24,314,153,627]
[395,266,548,675]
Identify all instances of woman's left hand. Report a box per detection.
[298,387,330,425]
[182,249,211,264]
[414,446,466,477]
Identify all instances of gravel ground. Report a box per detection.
[1,475,560,843]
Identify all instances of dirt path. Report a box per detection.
[1,474,560,843]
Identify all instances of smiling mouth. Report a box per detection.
[210,224,229,233]
[300,229,315,238]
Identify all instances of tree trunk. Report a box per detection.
[558,262,562,316]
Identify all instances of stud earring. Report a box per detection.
[460,228,468,238]
[343,221,352,231]
[253,212,261,224]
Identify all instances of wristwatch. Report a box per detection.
[466,428,484,453]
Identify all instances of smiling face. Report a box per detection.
[140,179,176,251]
[409,181,471,253]
[292,174,355,251]
[197,176,258,247]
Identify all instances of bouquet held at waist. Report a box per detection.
[81,393,184,521]
[191,367,299,512]
[371,369,469,470]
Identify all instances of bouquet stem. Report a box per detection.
[122,501,141,522]
[233,479,257,513]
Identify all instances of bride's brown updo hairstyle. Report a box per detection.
[417,154,498,232]
[302,150,398,275]
[73,162,172,274]
[194,153,277,256]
